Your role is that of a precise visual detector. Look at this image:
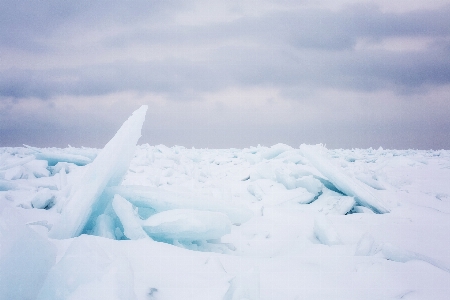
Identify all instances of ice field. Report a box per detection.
[1,106,450,299]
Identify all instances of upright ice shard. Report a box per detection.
[49,105,148,239]
[300,144,390,214]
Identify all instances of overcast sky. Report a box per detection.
[1,0,449,149]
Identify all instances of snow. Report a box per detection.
[0,202,56,300]
[1,109,450,299]
[313,213,341,245]
[37,235,136,300]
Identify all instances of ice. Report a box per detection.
[37,235,136,300]
[3,142,450,299]
[274,170,297,189]
[24,159,50,178]
[31,188,56,209]
[4,166,27,180]
[24,145,93,166]
[0,178,34,191]
[0,154,35,170]
[49,105,148,239]
[50,162,77,175]
[355,235,450,273]
[260,143,292,160]
[141,209,232,241]
[245,178,317,205]
[112,194,149,240]
[300,144,390,213]
[1,158,49,180]
[354,234,383,256]
[247,183,264,201]
[309,189,355,215]
[313,214,341,245]
[294,175,323,195]
[92,214,116,239]
[0,203,57,300]
[355,173,385,190]
[105,185,253,225]
[64,146,99,161]
[249,162,276,181]
[351,205,374,214]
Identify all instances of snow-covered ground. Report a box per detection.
[1,107,450,299]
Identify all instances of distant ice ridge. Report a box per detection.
[49,105,148,239]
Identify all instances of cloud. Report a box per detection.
[1,2,449,102]
[1,1,450,149]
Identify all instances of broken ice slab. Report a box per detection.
[24,145,93,166]
[141,209,232,241]
[308,189,356,215]
[112,194,149,240]
[0,154,35,170]
[105,185,253,225]
[48,105,148,239]
[300,144,390,214]
[31,188,56,209]
[1,159,49,180]
[64,146,99,161]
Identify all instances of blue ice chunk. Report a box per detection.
[141,209,231,241]
[112,194,150,240]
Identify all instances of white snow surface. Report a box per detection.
[1,116,450,299]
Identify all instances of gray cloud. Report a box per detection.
[1,3,450,101]
[1,1,450,149]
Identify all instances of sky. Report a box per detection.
[1,0,450,150]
